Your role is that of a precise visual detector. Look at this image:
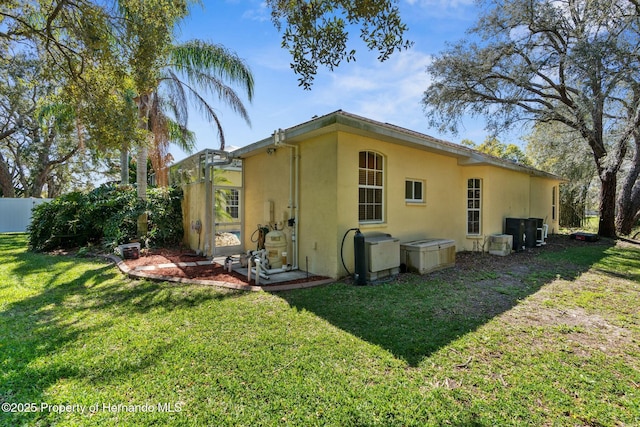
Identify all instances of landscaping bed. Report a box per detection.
[120,248,329,286]
[116,233,616,289]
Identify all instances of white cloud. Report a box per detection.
[242,2,270,22]
[308,49,434,130]
[251,44,293,72]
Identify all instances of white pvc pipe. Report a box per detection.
[255,260,260,286]
[274,130,299,270]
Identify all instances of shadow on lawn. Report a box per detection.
[280,236,617,367]
[0,234,242,425]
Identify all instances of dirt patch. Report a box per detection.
[449,233,611,273]
[420,234,619,322]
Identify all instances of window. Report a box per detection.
[405,179,424,203]
[199,154,206,181]
[226,189,239,219]
[359,151,384,222]
[467,178,481,235]
[552,186,557,220]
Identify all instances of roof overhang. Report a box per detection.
[232,110,565,181]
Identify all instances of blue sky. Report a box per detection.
[172,0,495,161]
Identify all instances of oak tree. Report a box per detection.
[423,0,640,237]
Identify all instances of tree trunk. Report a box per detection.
[120,148,129,185]
[598,170,618,238]
[615,136,640,235]
[135,94,150,238]
[136,144,148,237]
[29,171,48,197]
[560,187,585,227]
[0,152,15,197]
[616,178,640,236]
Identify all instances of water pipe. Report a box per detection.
[273,128,299,270]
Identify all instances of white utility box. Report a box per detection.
[400,239,456,274]
[364,234,400,281]
[400,239,455,274]
[488,234,513,256]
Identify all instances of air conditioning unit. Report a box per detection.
[488,234,513,256]
[400,239,455,274]
[364,234,400,281]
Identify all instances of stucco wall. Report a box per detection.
[334,131,464,277]
[240,130,562,279]
[181,182,207,253]
[457,166,530,251]
[242,147,296,255]
[298,134,338,277]
[332,131,561,274]
[529,177,561,234]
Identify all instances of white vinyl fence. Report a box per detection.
[0,198,52,233]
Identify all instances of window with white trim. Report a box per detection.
[405,179,424,203]
[467,178,481,235]
[552,186,557,220]
[359,151,384,222]
[226,189,239,219]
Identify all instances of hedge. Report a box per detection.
[28,184,184,252]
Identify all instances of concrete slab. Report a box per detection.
[158,263,178,269]
[135,265,159,271]
[232,266,315,284]
[177,262,198,267]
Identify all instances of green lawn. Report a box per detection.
[1,233,638,426]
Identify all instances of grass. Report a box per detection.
[0,233,639,426]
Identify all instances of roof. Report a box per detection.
[232,110,564,181]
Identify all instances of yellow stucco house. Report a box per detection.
[172,111,562,280]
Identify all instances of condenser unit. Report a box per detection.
[488,234,513,256]
[400,239,455,274]
[364,234,400,281]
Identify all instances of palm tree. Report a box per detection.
[145,41,254,185]
[132,40,254,234]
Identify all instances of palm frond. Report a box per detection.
[160,69,189,125]
[176,72,251,126]
[178,79,231,149]
[169,40,254,102]
[166,119,196,153]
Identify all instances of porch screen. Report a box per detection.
[359,151,384,222]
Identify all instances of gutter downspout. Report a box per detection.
[204,150,234,257]
[274,129,299,270]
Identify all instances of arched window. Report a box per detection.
[359,151,384,222]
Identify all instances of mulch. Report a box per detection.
[118,234,611,286]
[121,248,329,286]
[122,248,209,268]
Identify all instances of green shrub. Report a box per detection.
[28,191,97,251]
[145,187,184,247]
[28,184,184,252]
